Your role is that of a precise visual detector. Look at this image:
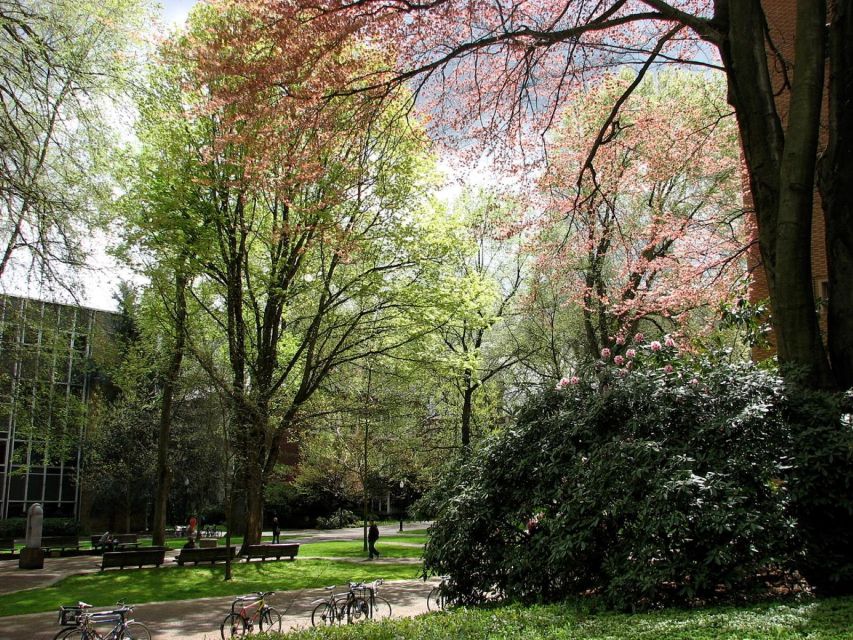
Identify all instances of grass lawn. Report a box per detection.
[300,540,423,559]
[266,598,853,640]
[0,559,421,617]
[383,534,429,545]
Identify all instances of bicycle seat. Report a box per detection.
[77,602,93,609]
[324,585,335,591]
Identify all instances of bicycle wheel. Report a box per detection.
[371,595,392,620]
[220,613,247,638]
[52,628,83,640]
[311,602,336,626]
[120,621,152,640]
[346,596,371,624]
[259,606,282,634]
[427,586,447,612]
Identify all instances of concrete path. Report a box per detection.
[0,524,434,639]
[5,579,436,639]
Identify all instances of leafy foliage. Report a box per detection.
[423,355,819,609]
[264,597,853,640]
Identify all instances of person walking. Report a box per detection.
[272,516,281,544]
[368,520,380,559]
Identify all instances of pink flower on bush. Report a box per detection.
[626,348,636,359]
[690,378,700,386]
[614,355,625,366]
[634,332,644,342]
[555,376,580,390]
[665,335,677,348]
[664,364,674,373]
[601,347,611,360]
[625,361,633,370]
[615,335,625,345]
[650,340,662,352]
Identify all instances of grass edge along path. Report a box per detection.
[266,597,853,640]
[0,559,421,617]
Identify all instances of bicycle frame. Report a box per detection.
[231,592,271,629]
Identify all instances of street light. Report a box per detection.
[399,480,405,532]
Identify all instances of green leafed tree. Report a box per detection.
[0,0,150,289]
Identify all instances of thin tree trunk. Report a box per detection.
[460,371,474,451]
[152,271,188,547]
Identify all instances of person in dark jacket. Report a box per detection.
[368,521,380,559]
[272,516,281,544]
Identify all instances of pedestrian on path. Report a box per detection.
[368,520,380,559]
[272,516,281,543]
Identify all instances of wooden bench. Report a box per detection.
[243,543,299,562]
[114,534,139,550]
[175,545,236,566]
[0,536,14,553]
[198,538,217,548]
[41,535,80,552]
[101,547,166,570]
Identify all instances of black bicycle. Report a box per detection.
[310,579,391,626]
[426,576,451,612]
[53,602,151,639]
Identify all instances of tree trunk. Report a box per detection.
[241,459,265,549]
[821,0,853,390]
[770,0,833,386]
[460,371,474,451]
[152,271,188,547]
[718,0,835,387]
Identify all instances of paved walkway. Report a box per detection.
[0,524,433,639]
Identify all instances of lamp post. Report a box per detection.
[399,480,405,532]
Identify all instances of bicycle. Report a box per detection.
[53,602,151,639]
[220,591,282,638]
[310,579,392,626]
[426,576,451,612]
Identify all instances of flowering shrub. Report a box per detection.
[422,355,853,609]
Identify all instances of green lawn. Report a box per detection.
[384,534,429,545]
[300,540,423,559]
[0,560,421,617]
[266,598,853,640]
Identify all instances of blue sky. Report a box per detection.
[161,0,198,25]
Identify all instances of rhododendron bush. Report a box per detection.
[422,354,853,607]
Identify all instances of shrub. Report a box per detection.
[785,387,853,593]
[423,355,802,609]
[0,517,81,538]
[316,509,360,529]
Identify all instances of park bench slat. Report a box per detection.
[243,543,299,562]
[101,547,166,571]
[175,545,236,565]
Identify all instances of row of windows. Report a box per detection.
[0,439,80,466]
[1,471,78,503]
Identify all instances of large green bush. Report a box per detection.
[423,351,831,609]
[785,386,853,593]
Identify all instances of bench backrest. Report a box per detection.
[101,547,166,568]
[246,543,300,557]
[179,546,235,558]
[114,534,138,543]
